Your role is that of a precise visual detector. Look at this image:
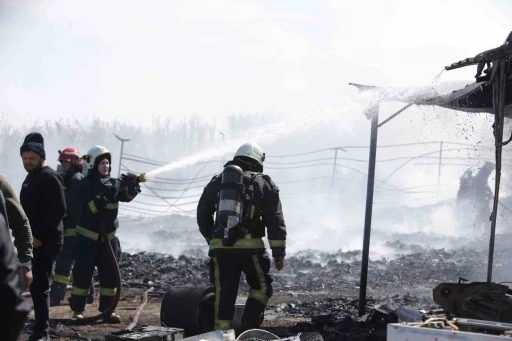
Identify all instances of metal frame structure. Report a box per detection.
[354,30,512,315]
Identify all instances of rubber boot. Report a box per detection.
[103,312,121,324]
[72,312,84,320]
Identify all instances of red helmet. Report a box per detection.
[58,147,83,165]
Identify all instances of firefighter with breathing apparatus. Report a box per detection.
[197,142,287,332]
[50,147,96,306]
[69,146,141,323]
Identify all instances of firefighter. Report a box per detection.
[50,148,95,306]
[69,146,140,323]
[197,142,287,332]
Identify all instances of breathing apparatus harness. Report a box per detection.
[214,164,262,247]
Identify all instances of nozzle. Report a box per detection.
[137,173,147,183]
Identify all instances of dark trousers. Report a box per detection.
[209,252,273,331]
[30,242,62,336]
[70,235,120,313]
[50,236,95,302]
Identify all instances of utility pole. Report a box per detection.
[114,134,131,177]
[219,130,225,170]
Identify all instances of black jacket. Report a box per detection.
[197,160,287,258]
[77,172,138,236]
[20,166,66,244]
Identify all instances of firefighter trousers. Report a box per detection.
[70,234,121,313]
[50,236,95,302]
[209,251,273,331]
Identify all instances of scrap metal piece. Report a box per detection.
[105,326,184,341]
[388,322,512,340]
[160,286,215,337]
[433,282,512,322]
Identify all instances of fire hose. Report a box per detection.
[74,173,147,324]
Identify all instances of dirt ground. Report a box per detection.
[18,288,338,341]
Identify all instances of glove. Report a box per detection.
[120,173,138,184]
[274,256,285,271]
[120,173,141,193]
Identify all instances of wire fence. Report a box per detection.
[115,140,504,217]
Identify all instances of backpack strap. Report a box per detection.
[240,172,263,226]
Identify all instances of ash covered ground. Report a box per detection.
[112,211,512,340]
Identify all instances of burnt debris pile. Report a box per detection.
[118,238,512,294]
[265,297,446,341]
[115,238,512,340]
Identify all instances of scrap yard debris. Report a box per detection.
[17,236,512,340]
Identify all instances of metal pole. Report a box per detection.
[487,64,506,283]
[359,105,379,316]
[332,148,339,187]
[119,141,125,178]
[437,142,443,193]
[114,134,131,178]
[377,104,412,128]
[488,155,501,284]
[219,130,225,170]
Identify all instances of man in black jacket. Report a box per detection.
[20,132,66,341]
[197,142,286,332]
[0,189,32,341]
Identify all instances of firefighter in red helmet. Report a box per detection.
[50,148,95,306]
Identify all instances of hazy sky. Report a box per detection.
[0,0,510,128]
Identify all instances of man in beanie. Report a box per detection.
[19,132,66,341]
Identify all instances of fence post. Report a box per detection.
[331,148,339,187]
[437,142,443,193]
[114,134,130,177]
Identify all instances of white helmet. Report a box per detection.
[82,145,111,175]
[234,142,265,165]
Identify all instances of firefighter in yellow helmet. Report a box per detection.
[197,142,287,332]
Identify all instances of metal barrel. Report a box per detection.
[160,286,215,336]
